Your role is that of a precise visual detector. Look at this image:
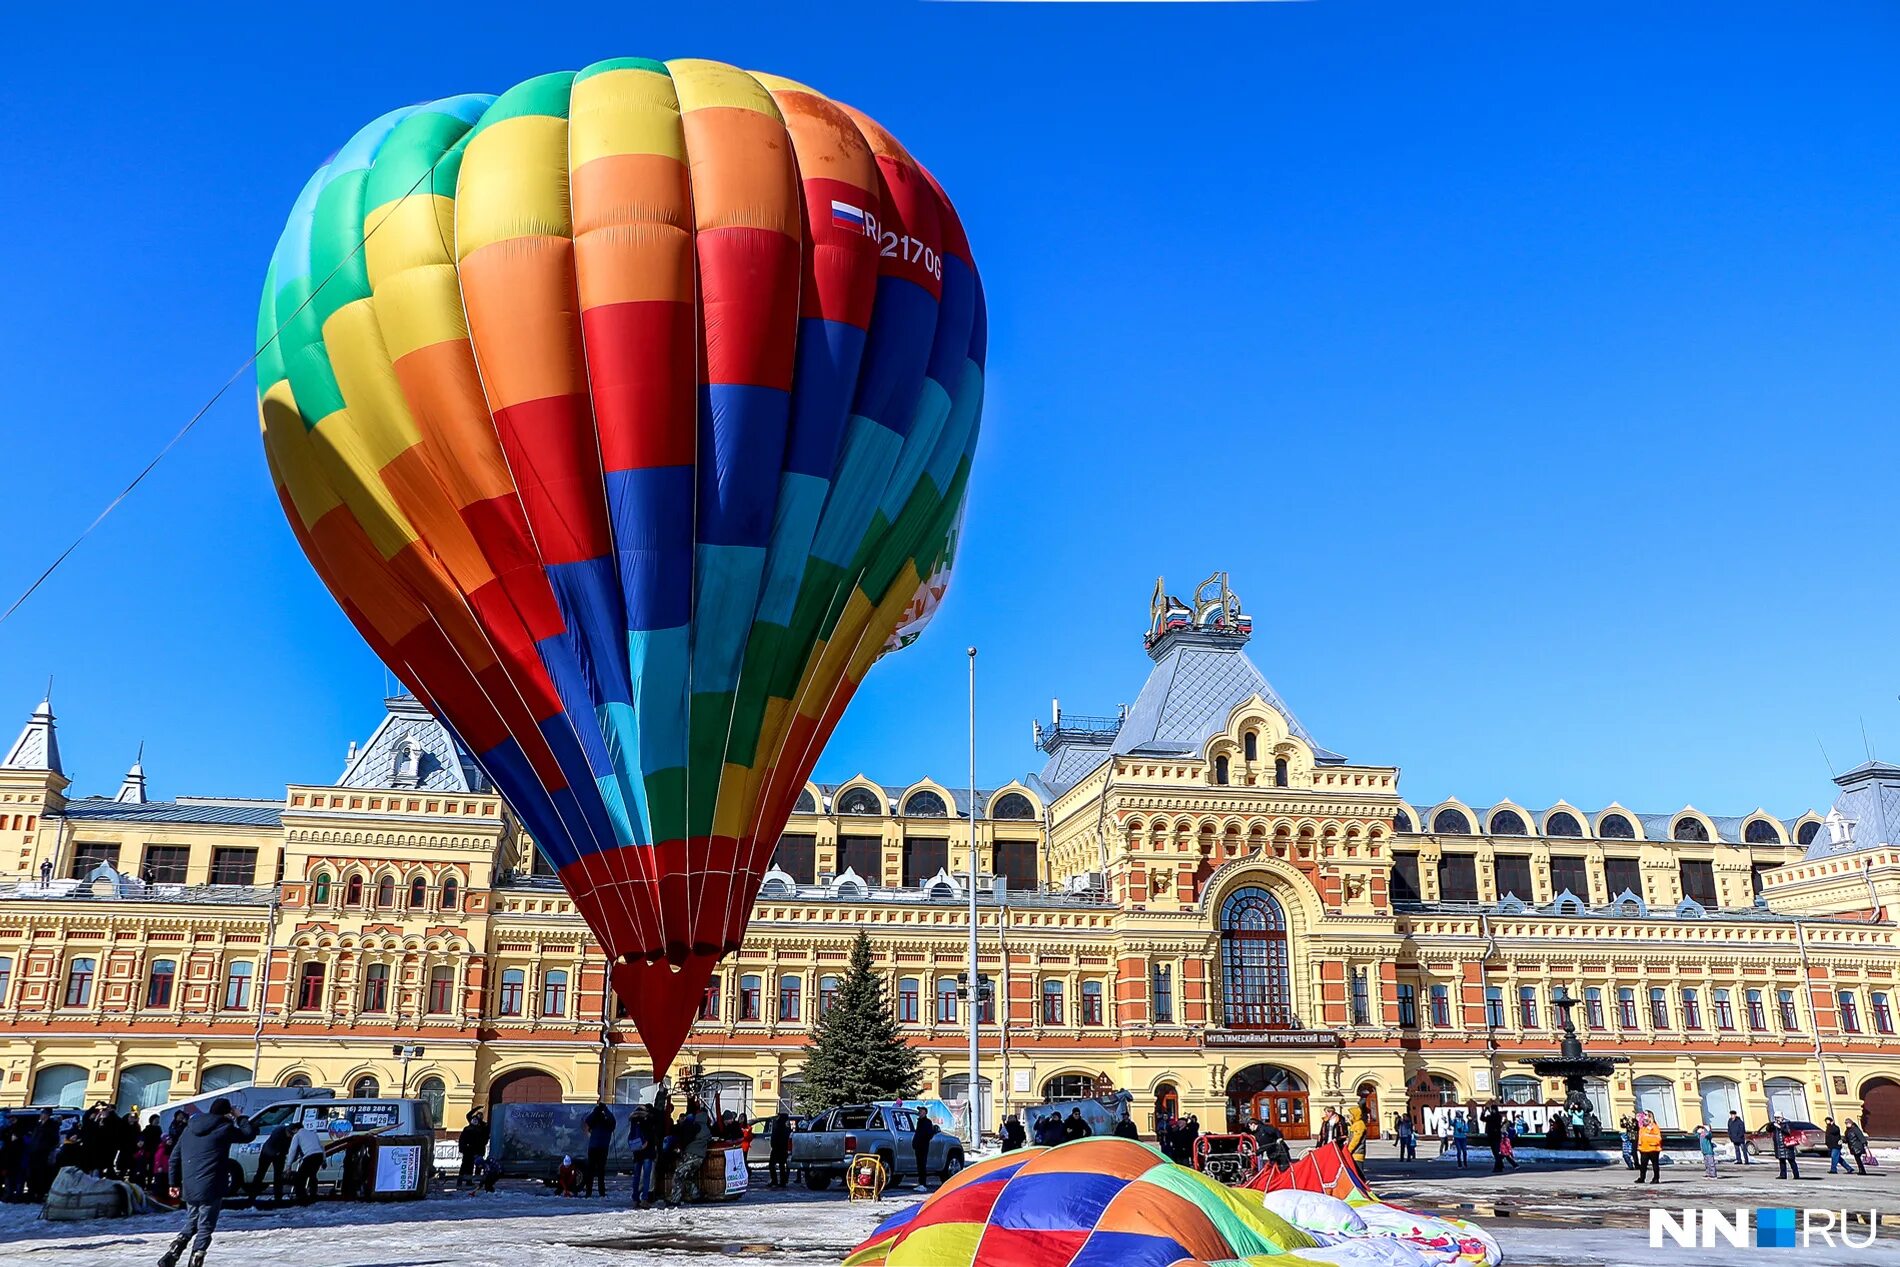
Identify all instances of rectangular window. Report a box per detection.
[1390,853,1422,903]
[497,970,524,1017]
[771,834,817,885]
[699,975,722,1021]
[1518,985,1538,1029]
[1873,992,1894,1035]
[1649,987,1669,1029]
[223,962,253,1010]
[819,976,840,1016]
[1585,987,1605,1029]
[1397,982,1418,1028]
[1351,971,1370,1025]
[1152,963,1174,1024]
[1484,985,1505,1028]
[297,963,325,1012]
[1681,988,1701,1029]
[1839,990,1861,1034]
[210,847,258,887]
[1437,854,1479,903]
[1548,854,1589,900]
[1713,988,1734,1030]
[64,958,95,1007]
[937,979,959,1024]
[1603,857,1642,900]
[1678,859,1717,906]
[838,835,882,885]
[143,845,190,884]
[739,976,761,1021]
[362,964,389,1013]
[996,839,1040,892]
[1429,984,1450,1027]
[979,978,996,1024]
[1778,990,1799,1031]
[1746,989,1765,1030]
[778,976,801,1022]
[1041,980,1064,1026]
[1494,854,1534,902]
[427,967,454,1015]
[146,959,175,1008]
[1617,988,1637,1029]
[70,841,119,878]
[898,978,919,1023]
[1750,863,1776,901]
[0,955,11,1006]
[542,970,568,1017]
[901,836,949,888]
[1081,980,1104,1026]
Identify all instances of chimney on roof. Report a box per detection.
[114,744,147,804]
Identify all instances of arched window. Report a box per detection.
[838,787,882,816]
[991,792,1035,820]
[1220,887,1294,1029]
[31,1064,89,1109]
[1744,819,1781,844]
[1672,817,1710,842]
[376,875,396,907]
[1273,757,1289,788]
[1214,756,1229,786]
[794,788,818,814]
[344,873,364,905]
[1796,821,1820,846]
[311,873,331,904]
[351,1074,381,1098]
[1244,732,1258,762]
[408,876,428,908]
[1598,813,1636,839]
[1489,809,1528,836]
[1545,811,1583,838]
[417,1076,446,1127]
[903,790,948,818]
[441,876,459,910]
[283,1074,313,1089]
[1393,811,1414,834]
[1432,808,1472,834]
[361,963,390,1013]
[1042,1073,1098,1101]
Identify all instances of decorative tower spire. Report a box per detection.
[1,695,62,776]
[114,743,147,804]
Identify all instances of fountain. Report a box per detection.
[1523,987,1626,1147]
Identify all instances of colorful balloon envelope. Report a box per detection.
[256,59,983,1073]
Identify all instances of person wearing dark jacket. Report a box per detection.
[457,1111,489,1188]
[1843,1120,1870,1175]
[766,1109,794,1189]
[162,1099,259,1267]
[583,1103,616,1197]
[1113,1114,1139,1140]
[1768,1115,1801,1180]
[29,1109,61,1199]
[1826,1118,1846,1173]
[1726,1111,1751,1164]
[1000,1116,1026,1152]
[53,1132,85,1174]
[910,1111,940,1192]
[1062,1109,1089,1141]
[249,1122,296,1201]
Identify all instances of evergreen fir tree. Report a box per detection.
[796,930,923,1112]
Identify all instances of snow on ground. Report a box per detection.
[5,1156,1900,1267]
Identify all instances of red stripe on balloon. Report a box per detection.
[490,393,616,565]
[580,300,698,471]
[695,228,802,389]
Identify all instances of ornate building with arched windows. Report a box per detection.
[2,574,1899,1142]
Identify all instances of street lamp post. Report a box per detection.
[967,646,981,1145]
[393,1043,424,1097]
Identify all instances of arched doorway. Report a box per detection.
[1765,1076,1810,1122]
[1153,1081,1180,1136]
[116,1063,174,1116]
[1219,887,1295,1029]
[1226,1064,1308,1139]
[1861,1077,1900,1139]
[488,1067,562,1107]
[1357,1082,1380,1140]
[1405,1071,1458,1134]
[1042,1073,1099,1102]
[200,1064,251,1093]
[1698,1076,1742,1128]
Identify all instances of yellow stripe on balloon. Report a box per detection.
[665,59,782,117]
[569,67,687,167]
[362,194,457,286]
[373,266,471,363]
[259,383,342,530]
[456,114,573,258]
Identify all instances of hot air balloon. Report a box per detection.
[256,59,982,1075]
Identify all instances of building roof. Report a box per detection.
[57,797,284,827]
[1,696,61,776]
[1110,629,1343,765]
[337,696,490,793]
[1803,760,1900,859]
[1398,800,1816,847]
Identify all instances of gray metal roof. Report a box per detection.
[1,697,61,775]
[57,797,284,827]
[1397,801,1815,846]
[337,696,489,793]
[1109,630,1344,764]
[1803,761,1900,859]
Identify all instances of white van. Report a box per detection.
[232,1098,434,1193]
[150,1082,333,1126]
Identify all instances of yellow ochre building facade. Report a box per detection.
[3,574,1899,1143]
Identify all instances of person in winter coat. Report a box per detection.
[556,1154,580,1196]
[249,1122,296,1202]
[1345,1106,1369,1166]
[1635,1111,1663,1184]
[910,1110,940,1192]
[1480,1103,1505,1174]
[1257,1121,1292,1173]
[1112,1113,1139,1141]
[53,1132,85,1174]
[457,1110,490,1188]
[1825,1118,1849,1174]
[628,1106,659,1207]
[161,1098,260,1267]
[1695,1124,1718,1177]
[582,1102,616,1197]
[1726,1111,1751,1164]
[668,1105,711,1206]
[1000,1116,1026,1152]
[1843,1120,1870,1176]
[1394,1115,1416,1161]
[1450,1114,1470,1168]
[1062,1109,1090,1141]
[1768,1115,1802,1180]
[285,1110,330,1205]
[30,1109,61,1199]
[1619,1117,1638,1169]
[766,1108,794,1189]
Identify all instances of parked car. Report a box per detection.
[1747,1120,1826,1157]
[790,1103,963,1190]
[230,1097,434,1194]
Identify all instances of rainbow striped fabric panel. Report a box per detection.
[257,58,982,1072]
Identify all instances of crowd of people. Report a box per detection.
[0,1102,192,1202]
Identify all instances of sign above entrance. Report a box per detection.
[1204,1029,1343,1049]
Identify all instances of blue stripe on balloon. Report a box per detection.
[754,472,828,626]
[926,362,984,490]
[605,464,694,631]
[330,106,417,176]
[1066,1233,1198,1267]
[543,556,635,707]
[784,318,867,479]
[927,257,977,388]
[697,384,790,548]
[876,377,952,522]
[627,626,688,783]
[809,417,904,567]
[474,736,580,871]
[538,716,625,858]
[689,543,769,696]
[851,279,937,437]
[269,169,328,297]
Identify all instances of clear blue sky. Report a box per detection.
[1,2,1895,818]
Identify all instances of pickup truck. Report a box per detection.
[786,1103,964,1190]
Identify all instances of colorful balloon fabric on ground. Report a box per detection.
[845,1140,1500,1267]
[256,59,982,1075]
